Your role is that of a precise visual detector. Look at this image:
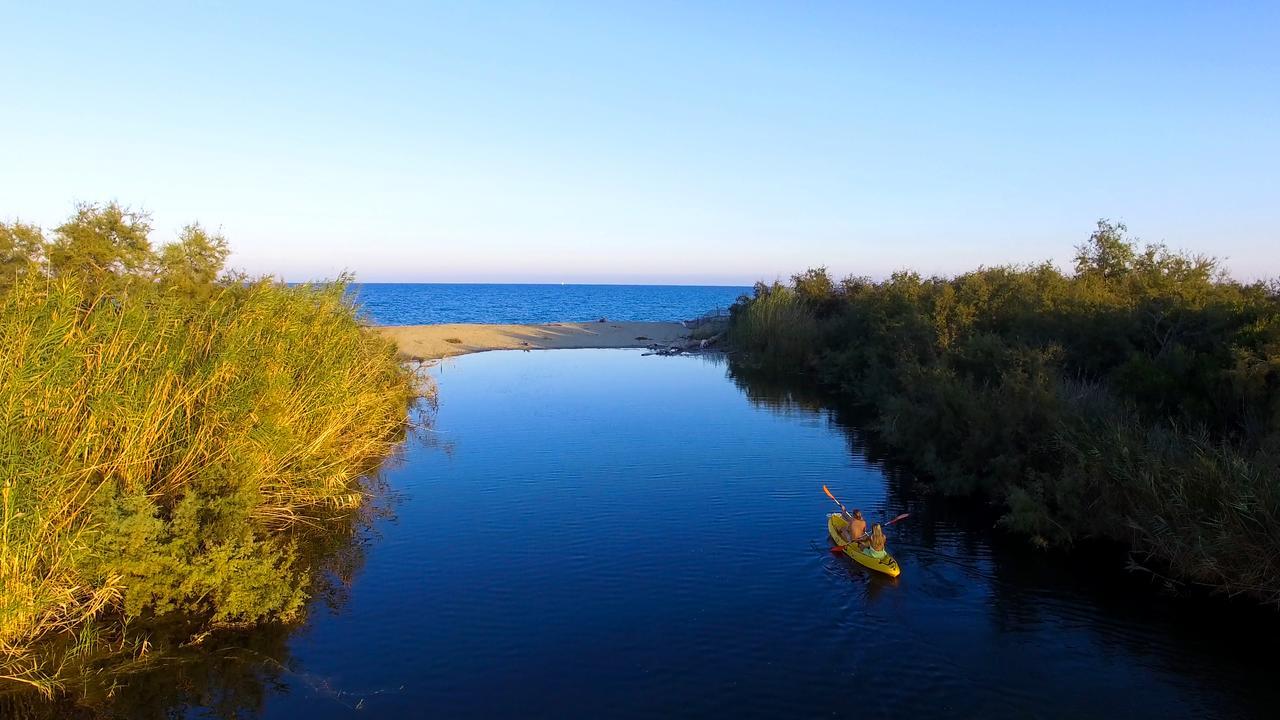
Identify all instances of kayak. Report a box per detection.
[828,513,901,578]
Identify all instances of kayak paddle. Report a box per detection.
[884,512,910,527]
[830,512,912,553]
[821,484,847,514]
[852,512,911,542]
[823,486,909,529]
[824,486,911,550]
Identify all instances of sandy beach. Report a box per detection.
[377,321,690,360]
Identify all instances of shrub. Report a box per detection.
[728,221,1280,605]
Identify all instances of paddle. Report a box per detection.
[821,484,847,514]
[853,512,911,542]
[826,506,911,552]
[824,484,855,550]
[824,485,912,550]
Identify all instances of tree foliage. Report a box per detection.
[46,202,153,294]
[155,223,230,299]
[0,221,43,292]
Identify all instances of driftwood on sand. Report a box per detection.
[644,307,731,356]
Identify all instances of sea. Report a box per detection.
[348,283,752,325]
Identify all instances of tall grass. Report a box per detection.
[727,283,819,369]
[0,264,417,692]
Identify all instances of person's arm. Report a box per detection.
[840,512,855,541]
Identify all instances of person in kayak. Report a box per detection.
[862,524,888,559]
[841,509,867,544]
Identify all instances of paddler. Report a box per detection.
[862,524,888,559]
[841,508,867,544]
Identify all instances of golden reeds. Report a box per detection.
[0,273,417,693]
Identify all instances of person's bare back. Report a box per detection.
[844,509,867,543]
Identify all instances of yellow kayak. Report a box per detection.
[828,513,901,578]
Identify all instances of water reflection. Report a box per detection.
[2,465,405,719]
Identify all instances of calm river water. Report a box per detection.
[34,349,1280,718]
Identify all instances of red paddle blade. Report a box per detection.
[885,513,910,526]
[829,545,845,554]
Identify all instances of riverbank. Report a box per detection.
[377,321,690,360]
[1,204,416,697]
[728,223,1280,607]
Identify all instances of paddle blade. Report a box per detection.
[822,485,842,508]
[885,513,910,527]
[829,545,845,554]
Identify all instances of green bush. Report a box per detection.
[729,221,1280,605]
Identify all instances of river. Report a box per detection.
[21,349,1279,718]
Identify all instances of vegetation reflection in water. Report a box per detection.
[0,469,414,719]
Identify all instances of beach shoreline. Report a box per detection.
[376,321,690,360]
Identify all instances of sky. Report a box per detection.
[2,2,1277,284]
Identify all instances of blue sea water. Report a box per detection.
[348,283,751,325]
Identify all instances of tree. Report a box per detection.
[792,267,835,304]
[0,220,44,292]
[156,224,230,299]
[47,202,153,294]
[1074,219,1135,279]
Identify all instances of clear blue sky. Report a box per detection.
[2,2,1276,284]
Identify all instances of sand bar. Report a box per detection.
[377,321,689,360]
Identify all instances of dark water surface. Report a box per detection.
[349,283,749,325]
[37,350,1279,718]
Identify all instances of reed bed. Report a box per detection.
[0,212,417,694]
[727,283,819,369]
